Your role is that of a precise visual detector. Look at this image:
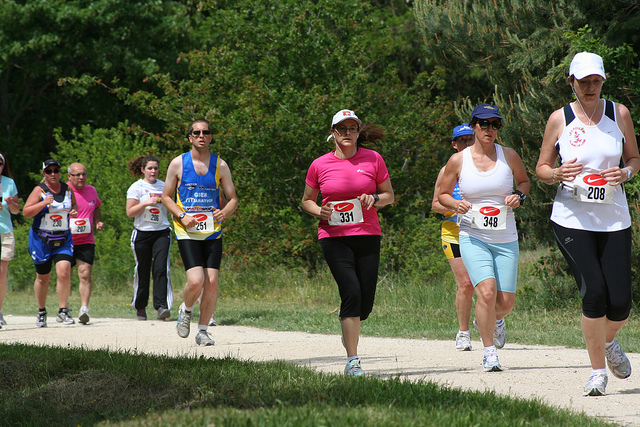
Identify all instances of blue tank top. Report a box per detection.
[173,152,221,240]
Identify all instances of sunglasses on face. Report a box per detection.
[44,168,60,175]
[191,130,211,136]
[0,162,4,166]
[477,119,503,130]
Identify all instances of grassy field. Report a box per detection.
[0,249,632,426]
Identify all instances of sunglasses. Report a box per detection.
[69,172,87,177]
[0,162,4,166]
[44,168,60,175]
[477,119,503,130]
[191,130,211,136]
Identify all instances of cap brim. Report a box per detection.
[572,68,606,80]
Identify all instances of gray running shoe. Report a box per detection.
[493,320,506,349]
[176,303,192,338]
[136,308,147,321]
[157,307,171,320]
[605,340,632,379]
[195,330,215,346]
[583,372,608,396]
[483,350,502,372]
[208,314,217,326]
[455,331,472,351]
[0,312,6,325]
[78,307,90,324]
[36,311,47,328]
[56,310,75,325]
[344,358,365,376]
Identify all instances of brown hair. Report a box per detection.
[0,151,12,178]
[187,119,211,137]
[356,123,385,149]
[128,155,160,177]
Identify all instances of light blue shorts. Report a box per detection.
[459,235,519,293]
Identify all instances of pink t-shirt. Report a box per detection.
[305,147,389,239]
[67,183,102,245]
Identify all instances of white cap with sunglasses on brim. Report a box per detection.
[42,159,61,171]
[569,52,606,80]
[327,109,362,141]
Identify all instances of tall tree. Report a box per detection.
[414,0,640,243]
[0,0,199,190]
[102,0,453,270]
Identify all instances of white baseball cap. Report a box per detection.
[331,109,362,127]
[569,52,606,80]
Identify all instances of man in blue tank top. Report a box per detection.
[162,119,239,346]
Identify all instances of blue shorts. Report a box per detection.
[28,228,74,265]
[459,235,519,293]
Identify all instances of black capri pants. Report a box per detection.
[320,235,381,321]
[552,222,632,321]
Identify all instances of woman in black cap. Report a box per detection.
[23,159,78,327]
[438,104,529,372]
[536,52,639,396]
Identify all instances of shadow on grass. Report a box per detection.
[0,343,608,426]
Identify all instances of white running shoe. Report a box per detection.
[483,350,502,372]
[56,310,75,325]
[455,331,472,351]
[36,311,47,328]
[195,330,215,346]
[605,340,632,379]
[78,307,90,324]
[344,358,365,377]
[176,303,192,338]
[583,372,608,396]
[208,314,217,326]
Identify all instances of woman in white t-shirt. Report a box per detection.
[126,155,173,321]
[536,52,640,396]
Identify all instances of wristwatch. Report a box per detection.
[372,194,380,204]
[512,190,526,205]
[178,212,186,220]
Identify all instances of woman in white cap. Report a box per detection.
[536,52,639,396]
[302,109,394,376]
[439,104,529,372]
[23,159,78,327]
[432,124,475,351]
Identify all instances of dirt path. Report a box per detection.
[0,315,638,426]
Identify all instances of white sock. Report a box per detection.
[605,340,615,348]
[347,356,359,363]
[592,368,607,376]
[496,318,505,326]
[197,325,208,332]
[185,305,193,312]
[458,330,470,335]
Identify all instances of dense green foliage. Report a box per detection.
[2,0,640,290]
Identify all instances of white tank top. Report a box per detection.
[550,100,630,232]
[458,144,518,243]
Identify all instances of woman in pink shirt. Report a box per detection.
[302,109,394,376]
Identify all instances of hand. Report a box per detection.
[455,200,472,214]
[69,209,78,218]
[179,214,197,229]
[43,193,55,205]
[357,193,376,210]
[147,196,160,206]
[555,158,583,182]
[212,208,226,222]
[505,194,521,209]
[319,203,333,221]
[96,221,104,231]
[600,166,627,186]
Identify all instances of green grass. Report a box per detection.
[0,344,612,427]
[0,248,632,426]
